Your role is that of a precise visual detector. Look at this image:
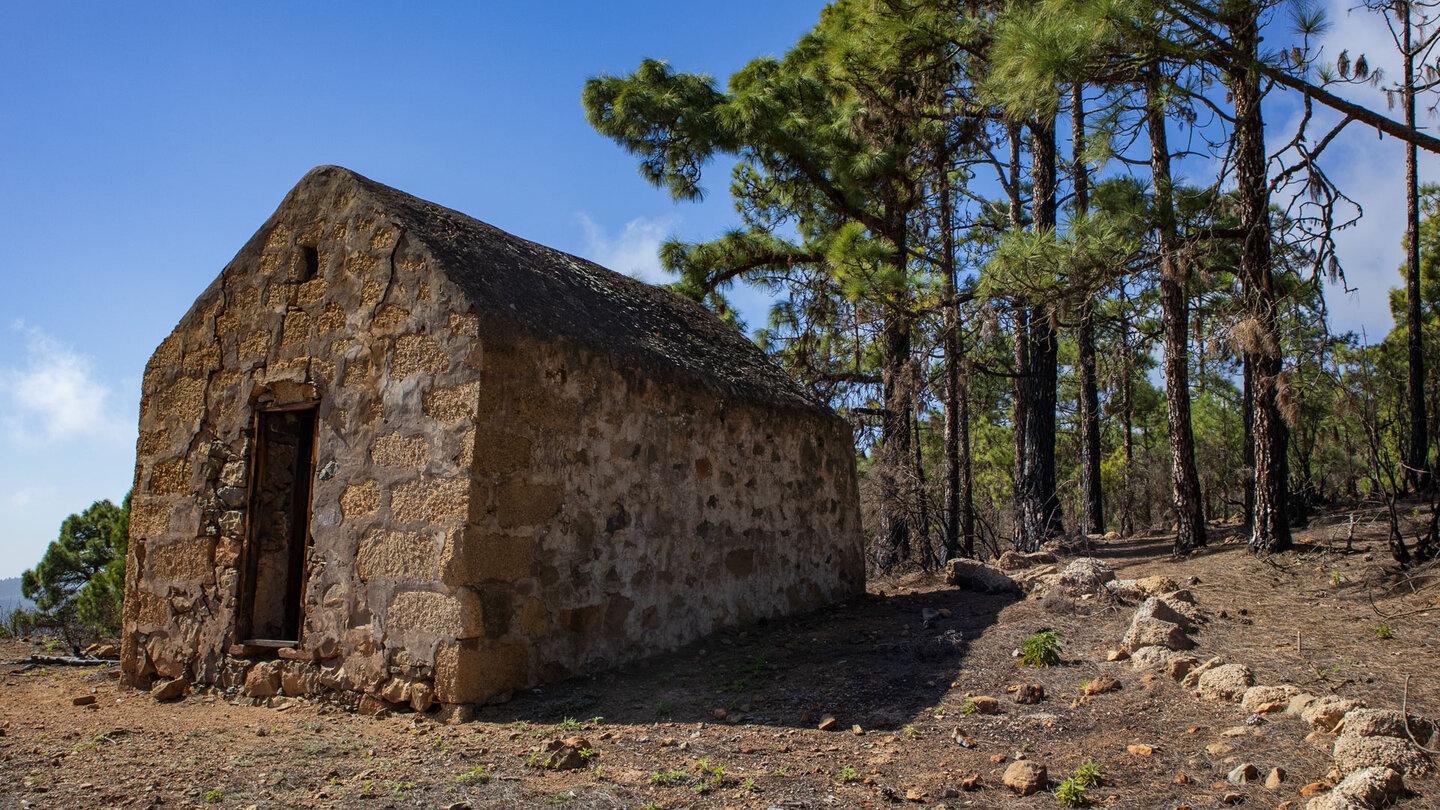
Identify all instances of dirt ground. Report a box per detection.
[4,505,1439,810]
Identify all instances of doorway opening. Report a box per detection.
[239,406,318,644]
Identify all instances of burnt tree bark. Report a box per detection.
[1403,0,1430,490]
[1146,67,1207,553]
[1074,84,1105,536]
[1230,6,1291,553]
[1015,114,1064,550]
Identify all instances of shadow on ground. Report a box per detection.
[477,586,1018,731]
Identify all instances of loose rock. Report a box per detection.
[968,696,1000,714]
[1084,674,1121,695]
[1013,684,1044,705]
[1331,734,1432,777]
[1310,766,1404,810]
[1265,767,1287,789]
[1241,685,1296,714]
[1304,697,1365,732]
[1001,760,1047,796]
[1196,664,1254,702]
[151,678,188,702]
[1227,763,1259,785]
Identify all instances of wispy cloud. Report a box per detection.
[1,323,130,445]
[575,213,679,284]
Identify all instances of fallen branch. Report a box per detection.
[7,654,111,667]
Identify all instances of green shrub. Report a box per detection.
[1020,630,1062,667]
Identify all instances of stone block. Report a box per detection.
[372,432,427,468]
[434,642,528,704]
[473,429,533,473]
[340,480,380,518]
[390,334,449,378]
[423,381,480,422]
[440,530,533,585]
[386,589,483,639]
[391,476,468,523]
[357,529,438,582]
[493,481,564,528]
[146,538,216,585]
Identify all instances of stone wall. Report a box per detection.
[435,324,864,704]
[122,177,484,700]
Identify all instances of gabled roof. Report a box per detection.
[250,166,829,414]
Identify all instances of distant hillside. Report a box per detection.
[0,577,33,612]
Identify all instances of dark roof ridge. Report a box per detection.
[297,165,827,414]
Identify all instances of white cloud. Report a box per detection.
[1,324,130,445]
[575,213,679,284]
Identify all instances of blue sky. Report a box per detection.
[0,1,1429,578]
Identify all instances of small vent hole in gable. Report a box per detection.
[298,244,319,282]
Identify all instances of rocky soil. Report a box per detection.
[3,507,1439,810]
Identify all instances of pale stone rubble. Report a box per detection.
[1104,575,1432,809]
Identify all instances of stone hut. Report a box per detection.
[119,166,863,711]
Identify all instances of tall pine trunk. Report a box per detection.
[1016,114,1064,550]
[1231,7,1291,553]
[1146,68,1207,553]
[1074,84,1105,536]
[1404,0,1430,490]
[939,144,971,559]
[878,309,913,567]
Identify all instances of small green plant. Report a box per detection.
[742,777,757,791]
[653,700,674,718]
[1074,760,1105,788]
[1020,630,1062,667]
[1330,568,1345,586]
[960,699,979,715]
[649,769,687,786]
[903,724,922,738]
[1375,623,1395,640]
[773,765,788,776]
[203,789,224,804]
[588,716,604,726]
[556,717,583,733]
[578,747,595,760]
[456,765,492,785]
[1054,777,1088,807]
[838,765,859,784]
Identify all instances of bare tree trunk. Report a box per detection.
[1074,84,1105,536]
[1121,299,1136,537]
[1231,7,1291,553]
[914,405,931,568]
[940,144,963,561]
[1242,351,1255,529]
[1015,114,1064,551]
[878,310,913,567]
[1404,0,1430,490]
[959,326,975,557]
[1146,67,1207,554]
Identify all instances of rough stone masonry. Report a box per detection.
[120,165,863,713]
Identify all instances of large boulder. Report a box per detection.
[1332,734,1431,778]
[1196,664,1254,702]
[1129,645,1187,671]
[1340,709,1436,744]
[1122,598,1194,652]
[242,661,283,698]
[1305,696,1366,732]
[1056,558,1115,595]
[945,559,1019,593]
[1305,767,1404,810]
[1241,685,1298,715]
